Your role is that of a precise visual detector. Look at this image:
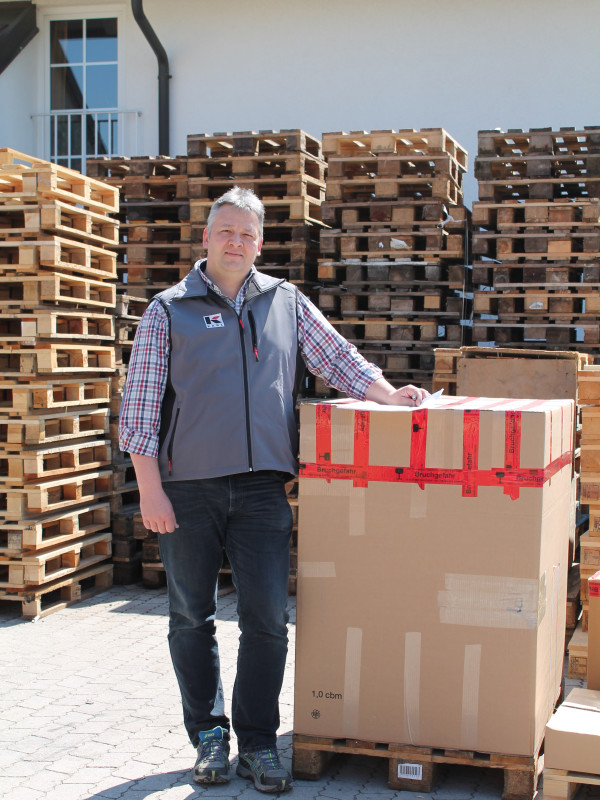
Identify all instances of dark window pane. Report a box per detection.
[56,116,69,157]
[85,18,117,62]
[56,158,70,168]
[86,115,98,156]
[70,115,82,156]
[111,118,118,154]
[71,158,82,173]
[97,116,109,155]
[51,66,84,109]
[85,64,117,108]
[50,20,83,64]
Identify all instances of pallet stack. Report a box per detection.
[86,155,193,584]
[0,149,117,618]
[187,129,326,288]
[472,126,600,354]
[569,364,600,679]
[313,128,469,393]
[90,140,318,591]
[87,155,191,299]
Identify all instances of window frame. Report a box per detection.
[40,4,125,171]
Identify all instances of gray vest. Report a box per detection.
[154,265,300,482]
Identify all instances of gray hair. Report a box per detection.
[206,186,265,236]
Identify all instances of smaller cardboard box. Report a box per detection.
[545,688,600,774]
[588,570,600,690]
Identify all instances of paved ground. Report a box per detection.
[0,583,596,800]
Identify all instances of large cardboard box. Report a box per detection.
[295,396,574,757]
[545,688,600,774]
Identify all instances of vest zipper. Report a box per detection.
[248,309,259,361]
[238,315,254,471]
[167,407,180,475]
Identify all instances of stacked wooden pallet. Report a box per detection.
[0,149,117,618]
[90,145,310,591]
[86,155,192,583]
[472,127,600,353]
[187,129,326,286]
[568,364,600,678]
[87,155,191,298]
[314,129,469,392]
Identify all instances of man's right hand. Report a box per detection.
[130,453,179,534]
[140,488,178,534]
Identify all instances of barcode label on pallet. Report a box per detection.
[397,763,423,780]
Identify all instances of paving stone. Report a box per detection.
[3,787,45,800]
[42,784,96,800]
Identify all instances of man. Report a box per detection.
[119,187,429,793]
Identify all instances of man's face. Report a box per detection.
[203,205,263,281]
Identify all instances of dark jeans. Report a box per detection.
[158,471,293,751]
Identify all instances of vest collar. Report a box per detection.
[169,260,285,302]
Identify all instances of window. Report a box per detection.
[49,18,118,172]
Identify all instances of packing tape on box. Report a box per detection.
[404,632,421,743]
[438,573,545,629]
[343,627,362,735]
[300,403,573,501]
[297,561,336,579]
[461,644,481,749]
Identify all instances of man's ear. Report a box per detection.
[257,238,263,256]
[202,227,209,247]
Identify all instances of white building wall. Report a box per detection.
[1,0,599,204]
[0,34,41,157]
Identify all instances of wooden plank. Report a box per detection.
[0,378,111,412]
[2,468,113,518]
[0,561,113,620]
[0,343,115,376]
[321,129,467,168]
[187,129,323,159]
[0,310,115,342]
[0,501,111,552]
[0,530,112,589]
[0,236,117,280]
[292,735,540,799]
[0,199,118,247]
[543,767,600,800]
[0,408,108,449]
[4,438,111,480]
[0,272,116,310]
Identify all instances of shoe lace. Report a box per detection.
[200,738,227,765]
[251,747,282,771]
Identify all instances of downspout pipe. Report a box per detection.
[131,0,170,155]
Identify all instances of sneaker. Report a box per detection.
[236,747,292,793]
[193,726,230,784]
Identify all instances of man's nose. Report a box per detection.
[229,231,243,246]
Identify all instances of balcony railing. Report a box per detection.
[31,109,142,174]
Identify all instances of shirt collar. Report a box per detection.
[196,260,257,308]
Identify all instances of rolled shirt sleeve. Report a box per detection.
[297,292,382,400]
[118,300,170,457]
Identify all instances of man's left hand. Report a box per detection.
[365,378,430,407]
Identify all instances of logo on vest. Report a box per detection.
[204,314,225,329]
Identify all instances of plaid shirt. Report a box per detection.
[119,264,382,457]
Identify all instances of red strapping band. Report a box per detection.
[462,409,480,497]
[303,404,572,499]
[315,404,332,468]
